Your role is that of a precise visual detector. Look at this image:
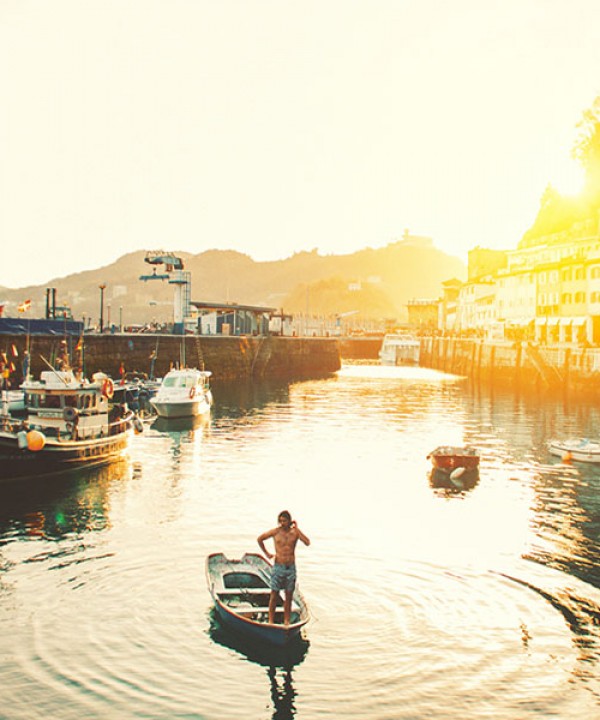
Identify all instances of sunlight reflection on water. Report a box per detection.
[1,363,599,718]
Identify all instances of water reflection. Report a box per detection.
[150,414,210,458]
[211,379,292,420]
[208,609,308,719]
[0,457,131,542]
[428,467,480,494]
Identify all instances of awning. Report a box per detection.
[572,317,587,326]
[546,317,560,326]
[559,317,573,325]
[534,317,547,325]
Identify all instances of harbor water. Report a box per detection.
[1,363,600,719]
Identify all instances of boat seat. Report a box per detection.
[217,588,270,596]
[238,606,301,616]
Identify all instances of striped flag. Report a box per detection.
[17,299,31,312]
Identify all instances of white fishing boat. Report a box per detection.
[379,333,420,365]
[548,437,600,463]
[150,368,213,419]
[0,364,140,482]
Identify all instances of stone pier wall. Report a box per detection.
[0,334,341,383]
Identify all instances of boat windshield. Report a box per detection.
[163,375,196,389]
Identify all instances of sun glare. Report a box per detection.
[551,157,585,196]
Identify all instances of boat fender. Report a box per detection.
[102,378,115,399]
[189,387,196,399]
[26,429,46,452]
[449,466,466,487]
[17,430,28,450]
[133,415,144,434]
[63,406,79,423]
[562,451,573,463]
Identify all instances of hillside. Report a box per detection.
[0,238,465,326]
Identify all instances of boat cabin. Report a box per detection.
[23,371,114,439]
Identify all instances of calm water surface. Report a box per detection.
[1,363,600,719]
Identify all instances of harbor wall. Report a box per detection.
[338,337,382,360]
[419,337,600,399]
[0,334,341,383]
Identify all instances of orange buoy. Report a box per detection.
[562,451,573,463]
[26,430,46,452]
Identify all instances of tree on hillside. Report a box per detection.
[573,96,600,203]
[283,277,397,320]
[520,96,600,247]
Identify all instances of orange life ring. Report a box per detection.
[102,378,115,399]
[189,387,196,399]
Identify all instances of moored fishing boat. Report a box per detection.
[0,364,141,482]
[206,552,310,646]
[150,368,212,419]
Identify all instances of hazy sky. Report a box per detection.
[1,0,599,289]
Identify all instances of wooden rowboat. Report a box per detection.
[206,552,310,646]
[427,445,480,473]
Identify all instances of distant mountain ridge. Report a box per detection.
[0,238,465,325]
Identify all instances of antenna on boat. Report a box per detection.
[39,354,70,386]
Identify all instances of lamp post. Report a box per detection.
[99,284,106,333]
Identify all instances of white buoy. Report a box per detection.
[450,466,466,487]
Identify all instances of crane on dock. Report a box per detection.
[139,251,192,334]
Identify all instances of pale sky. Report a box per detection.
[1,0,599,289]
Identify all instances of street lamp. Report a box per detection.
[99,284,106,333]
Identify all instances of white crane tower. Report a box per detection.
[139,251,192,334]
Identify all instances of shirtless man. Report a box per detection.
[257,510,310,625]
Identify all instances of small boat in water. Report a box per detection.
[427,445,480,473]
[548,437,600,463]
[0,366,140,482]
[206,552,310,646]
[379,333,420,365]
[150,368,212,419]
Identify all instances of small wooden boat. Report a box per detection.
[150,368,212,419]
[427,445,480,473]
[206,552,310,647]
[548,437,600,463]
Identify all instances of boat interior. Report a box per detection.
[216,570,302,623]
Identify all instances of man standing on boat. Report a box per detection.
[257,511,310,626]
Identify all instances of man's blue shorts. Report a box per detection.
[270,563,296,592]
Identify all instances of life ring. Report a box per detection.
[102,378,115,399]
[63,406,79,423]
[189,387,196,399]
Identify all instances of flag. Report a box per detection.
[17,299,31,313]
